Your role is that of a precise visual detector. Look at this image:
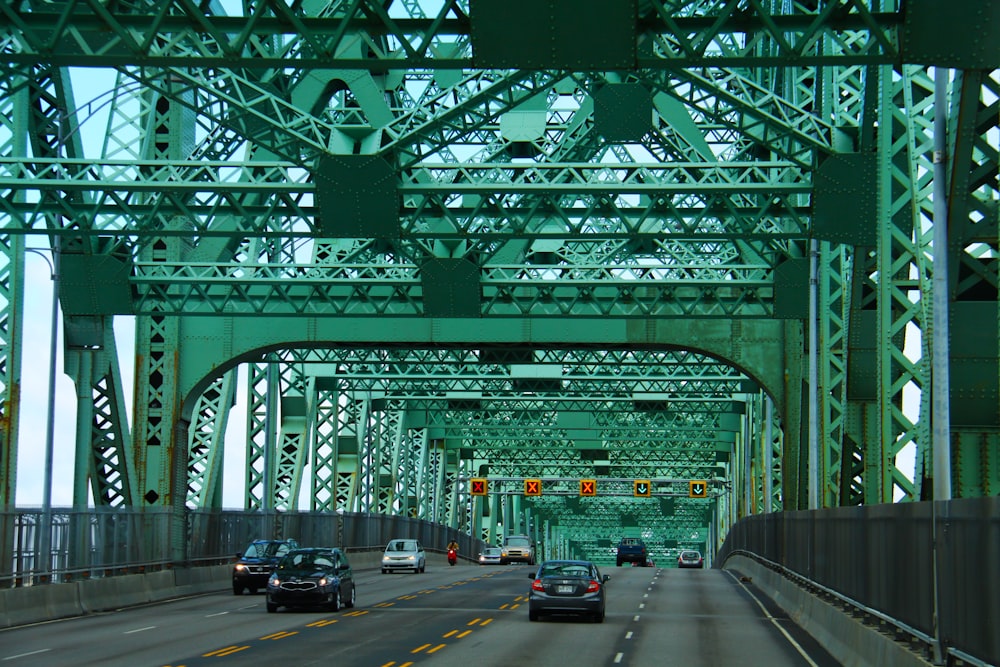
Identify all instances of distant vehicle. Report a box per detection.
[232,538,299,595]
[478,547,503,565]
[266,547,355,613]
[615,537,647,567]
[501,534,535,565]
[528,559,610,623]
[677,550,704,569]
[381,538,426,573]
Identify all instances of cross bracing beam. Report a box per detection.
[0,157,810,202]
[0,159,810,238]
[0,1,901,70]
[124,262,777,318]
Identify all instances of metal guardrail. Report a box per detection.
[1,507,484,588]
[716,498,1000,667]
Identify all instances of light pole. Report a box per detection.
[24,246,59,582]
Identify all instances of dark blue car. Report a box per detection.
[232,539,299,595]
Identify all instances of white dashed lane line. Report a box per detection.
[3,648,52,662]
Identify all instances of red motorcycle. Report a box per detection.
[447,548,457,566]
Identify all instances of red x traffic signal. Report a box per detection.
[524,479,541,496]
[470,478,488,496]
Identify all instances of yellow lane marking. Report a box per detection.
[509,603,520,610]
[444,630,458,638]
[375,602,396,607]
[344,610,369,616]
[412,644,432,654]
[307,619,339,627]
[499,603,511,610]
[203,645,250,657]
[467,617,482,626]
[479,618,494,626]
[260,631,298,640]
[457,630,472,639]
[426,644,447,654]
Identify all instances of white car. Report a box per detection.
[381,538,426,573]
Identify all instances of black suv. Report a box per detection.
[233,538,299,595]
[615,537,648,567]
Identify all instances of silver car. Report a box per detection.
[478,546,503,565]
[381,538,426,573]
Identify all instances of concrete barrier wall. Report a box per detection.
[2,582,83,628]
[0,566,231,629]
[724,555,932,667]
[0,549,394,629]
[0,548,463,629]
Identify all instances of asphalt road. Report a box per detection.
[0,557,840,667]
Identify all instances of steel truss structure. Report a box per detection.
[0,1,997,566]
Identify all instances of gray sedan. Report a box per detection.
[528,559,610,623]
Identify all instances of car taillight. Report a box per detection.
[531,579,545,591]
[586,580,601,593]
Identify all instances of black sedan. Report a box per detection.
[266,547,356,613]
[527,559,610,623]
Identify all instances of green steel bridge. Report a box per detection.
[0,0,997,570]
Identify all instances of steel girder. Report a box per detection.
[0,1,902,70]
[0,1,997,566]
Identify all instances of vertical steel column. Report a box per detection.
[764,396,774,514]
[263,363,278,511]
[808,238,820,509]
[930,65,952,667]
[931,68,953,502]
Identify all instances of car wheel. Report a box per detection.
[381,568,387,574]
[594,608,605,623]
[345,584,356,608]
[248,587,258,594]
[529,609,540,622]
[266,601,278,613]
[232,583,243,596]
[328,590,341,612]
[616,560,623,567]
